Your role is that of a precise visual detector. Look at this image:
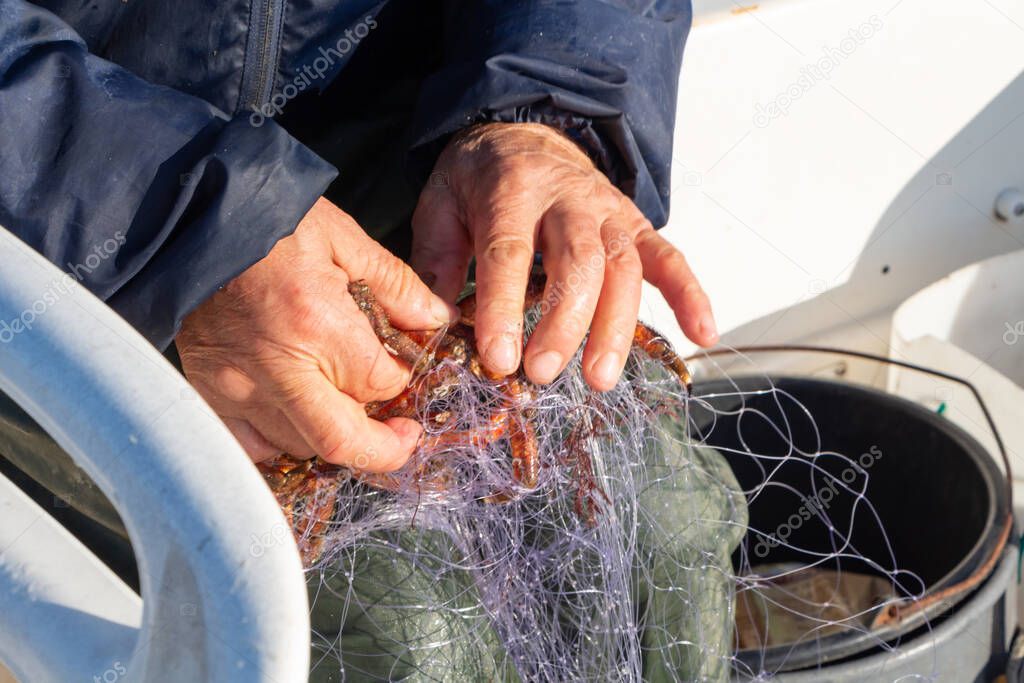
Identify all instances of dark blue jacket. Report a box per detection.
[0,0,691,348]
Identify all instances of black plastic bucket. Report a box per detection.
[689,377,1012,674]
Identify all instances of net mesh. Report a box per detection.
[268,315,941,682]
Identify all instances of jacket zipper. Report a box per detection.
[241,0,285,112]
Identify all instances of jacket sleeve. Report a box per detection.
[408,0,692,228]
[0,1,338,348]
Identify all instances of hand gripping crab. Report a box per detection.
[258,275,693,565]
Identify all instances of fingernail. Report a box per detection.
[593,352,621,388]
[700,314,719,344]
[484,338,519,375]
[529,350,563,384]
[431,298,459,324]
[390,418,422,457]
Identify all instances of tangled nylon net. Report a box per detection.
[281,314,939,682]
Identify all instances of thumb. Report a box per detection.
[332,207,458,330]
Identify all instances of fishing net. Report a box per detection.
[264,305,948,682]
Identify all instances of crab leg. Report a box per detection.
[260,456,341,566]
[348,280,437,373]
[422,409,538,490]
[501,379,538,489]
[633,323,693,391]
[289,477,339,565]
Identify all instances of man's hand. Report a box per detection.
[410,123,718,392]
[176,197,456,469]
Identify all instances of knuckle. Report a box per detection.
[634,216,655,233]
[673,279,707,305]
[653,241,684,266]
[340,384,375,404]
[320,432,358,465]
[620,197,651,225]
[278,402,355,463]
[602,228,635,257]
[211,366,258,404]
[289,293,327,337]
[563,234,605,269]
[592,186,623,213]
[377,260,419,300]
[376,367,411,397]
[358,365,410,403]
[633,221,661,246]
[329,338,410,403]
[280,408,355,463]
[481,236,534,270]
[606,246,641,277]
[364,246,408,283]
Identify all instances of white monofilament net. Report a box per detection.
[287,321,936,682]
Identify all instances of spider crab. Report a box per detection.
[258,274,692,565]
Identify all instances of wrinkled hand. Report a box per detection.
[177,197,456,469]
[411,123,718,392]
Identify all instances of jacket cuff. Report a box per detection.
[405,1,692,229]
[477,103,621,195]
[407,92,654,219]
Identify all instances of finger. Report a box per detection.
[473,200,542,376]
[524,208,605,384]
[222,416,286,463]
[185,367,317,457]
[410,187,473,304]
[582,224,643,391]
[235,404,316,458]
[635,229,719,347]
[289,271,412,404]
[279,370,420,472]
[330,205,458,328]
[330,285,417,403]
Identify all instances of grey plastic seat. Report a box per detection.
[0,227,310,682]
